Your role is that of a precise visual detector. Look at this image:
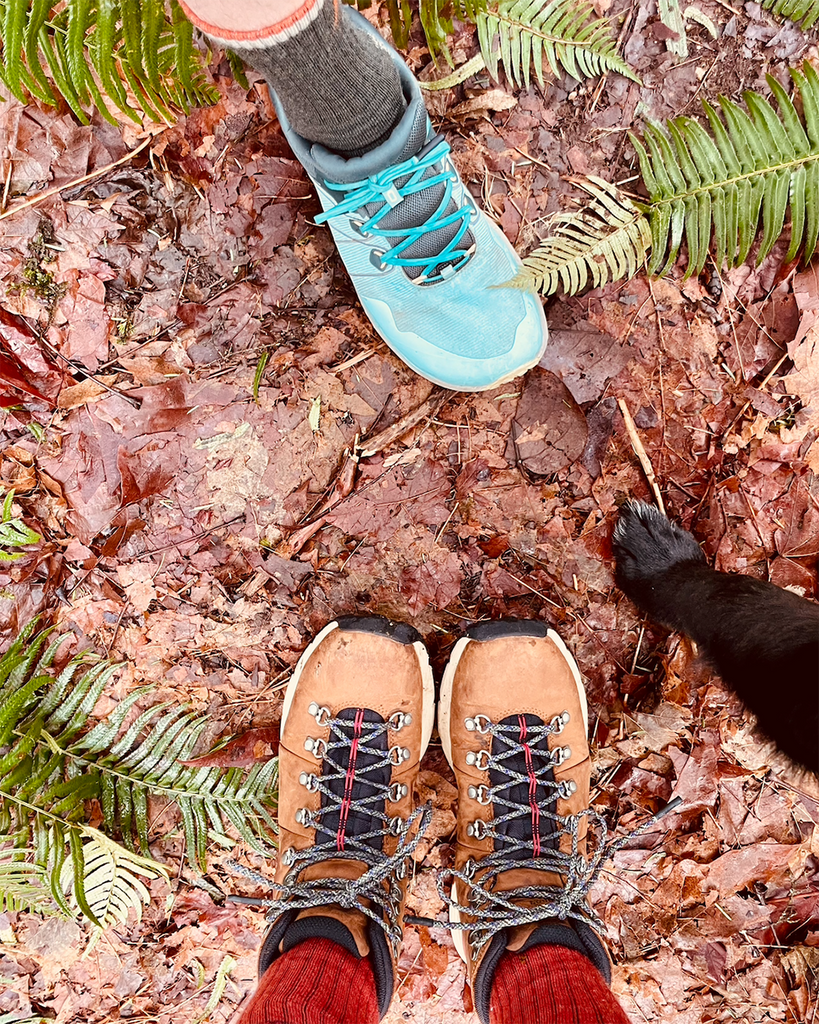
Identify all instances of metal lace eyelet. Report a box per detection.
[559,779,578,799]
[466,749,490,770]
[471,889,489,909]
[465,714,492,734]
[463,857,477,879]
[295,807,311,826]
[388,711,412,731]
[304,736,328,758]
[552,745,572,766]
[307,702,331,726]
[396,857,409,880]
[466,819,488,840]
[388,815,405,836]
[389,745,411,766]
[388,782,409,802]
[467,784,490,805]
[280,847,296,866]
[299,771,319,792]
[551,711,571,733]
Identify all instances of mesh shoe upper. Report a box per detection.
[265,8,548,391]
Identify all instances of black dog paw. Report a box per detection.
[613,501,704,591]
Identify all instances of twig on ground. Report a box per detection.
[618,397,666,514]
[358,387,449,457]
[0,135,156,223]
[277,388,451,559]
[129,514,246,559]
[35,330,143,408]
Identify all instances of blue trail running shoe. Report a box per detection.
[266,9,548,392]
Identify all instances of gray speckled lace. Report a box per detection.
[436,713,680,958]
[230,708,432,952]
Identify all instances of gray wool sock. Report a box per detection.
[238,0,407,157]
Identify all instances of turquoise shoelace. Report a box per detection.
[315,139,474,283]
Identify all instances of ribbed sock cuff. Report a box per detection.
[238,936,380,1024]
[179,0,324,49]
[489,944,632,1024]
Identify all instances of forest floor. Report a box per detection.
[1,0,819,1020]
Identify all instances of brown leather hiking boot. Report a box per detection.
[258,617,434,1017]
[437,620,613,1024]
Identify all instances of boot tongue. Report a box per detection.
[490,713,561,855]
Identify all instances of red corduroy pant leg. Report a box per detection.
[238,937,380,1024]
[489,944,632,1024]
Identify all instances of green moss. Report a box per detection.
[20,222,67,312]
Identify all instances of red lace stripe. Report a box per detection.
[518,714,541,857]
[336,708,365,852]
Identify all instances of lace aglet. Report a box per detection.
[655,796,683,819]
[405,914,449,929]
[227,895,270,906]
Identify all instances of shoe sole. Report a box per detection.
[280,615,436,762]
[437,619,588,964]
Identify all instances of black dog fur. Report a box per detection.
[613,500,819,771]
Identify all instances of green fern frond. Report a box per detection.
[509,176,651,295]
[631,62,819,277]
[0,0,220,124]
[762,0,819,29]
[0,620,278,926]
[60,827,167,928]
[0,492,41,563]
[477,0,639,89]
[0,843,57,913]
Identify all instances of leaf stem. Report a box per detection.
[647,151,819,210]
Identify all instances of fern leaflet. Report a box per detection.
[762,0,819,29]
[0,620,278,927]
[0,491,41,563]
[631,63,819,276]
[0,844,56,913]
[0,0,220,123]
[477,0,639,88]
[509,176,651,296]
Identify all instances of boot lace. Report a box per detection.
[231,709,431,953]
[315,137,474,284]
[437,713,680,958]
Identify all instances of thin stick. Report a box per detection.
[722,352,789,439]
[618,398,666,514]
[0,135,155,223]
[358,387,449,458]
[1,160,12,213]
[35,330,142,409]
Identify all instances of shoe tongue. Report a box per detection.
[318,708,390,853]
[315,101,474,282]
[364,123,475,282]
[489,713,561,857]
